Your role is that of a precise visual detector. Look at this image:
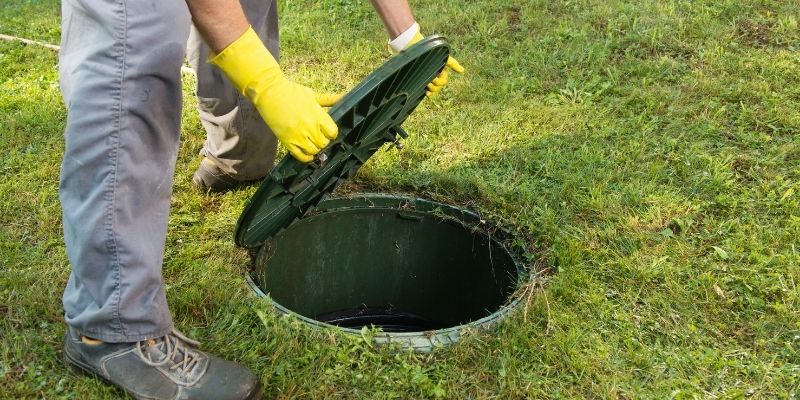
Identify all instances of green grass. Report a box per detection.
[2,0,800,398]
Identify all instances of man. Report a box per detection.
[58,0,462,398]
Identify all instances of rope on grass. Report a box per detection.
[0,33,196,76]
[0,33,60,50]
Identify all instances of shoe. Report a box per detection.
[192,158,258,193]
[64,327,262,400]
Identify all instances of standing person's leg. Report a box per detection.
[188,0,280,191]
[59,0,189,343]
[59,0,261,398]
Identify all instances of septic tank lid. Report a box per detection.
[234,36,451,248]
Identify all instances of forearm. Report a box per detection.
[370,0,415,39]
[185,0,249,54]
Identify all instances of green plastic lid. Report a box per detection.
[234,36,451,248]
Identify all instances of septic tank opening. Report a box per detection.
[248,194,524,350]
[236,37,529,351]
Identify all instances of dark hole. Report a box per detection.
[252,198,520,333]
[315,307,444,332]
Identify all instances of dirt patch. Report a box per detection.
[736,18,772,47]
[731,157,757,183]
[507,6,521,34]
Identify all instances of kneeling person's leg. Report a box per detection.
[188,0,280,190]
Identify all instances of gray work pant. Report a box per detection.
[59,0,278,343]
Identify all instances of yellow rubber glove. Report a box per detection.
[389,25,465,98]
[211,27,338,163]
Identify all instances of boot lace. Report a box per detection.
[135,329,203,377]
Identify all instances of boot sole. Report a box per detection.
[65,351,263,400]
[64,351,134,398]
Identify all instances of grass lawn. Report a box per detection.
[2,0,799,398]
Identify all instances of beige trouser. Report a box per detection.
[187,0,280,180]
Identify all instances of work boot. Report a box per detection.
[64,327,262,400]
[192,158,260,193]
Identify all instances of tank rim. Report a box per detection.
[246,193,528,352]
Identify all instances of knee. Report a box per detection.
[127,1,192,70]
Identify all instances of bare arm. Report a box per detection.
[370,0,416,39]
[188,0,415,49]
[185,0,249,54]
[371,0,464,98]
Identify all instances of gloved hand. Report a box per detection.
[211,27,338,163]
[389,23,465,98]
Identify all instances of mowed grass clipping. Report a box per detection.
[1,0,799,398]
